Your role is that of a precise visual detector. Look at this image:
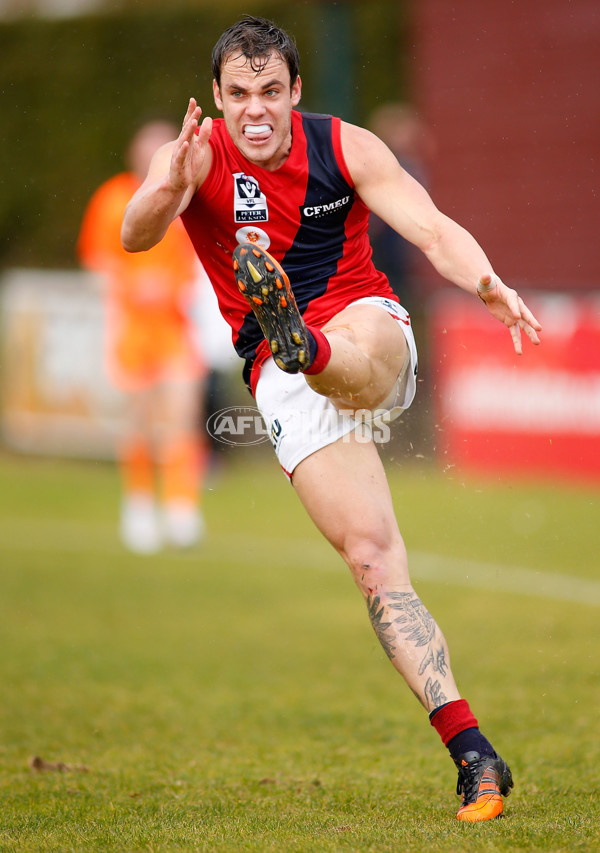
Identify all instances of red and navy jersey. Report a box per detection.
[181,109,397,389]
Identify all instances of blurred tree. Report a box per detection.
[0,2,408,269]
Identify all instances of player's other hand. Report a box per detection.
[169,98,213,193]
[478,274,542,355]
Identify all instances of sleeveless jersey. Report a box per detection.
[181,110,397,390]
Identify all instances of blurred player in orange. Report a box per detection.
[78,120,209,553]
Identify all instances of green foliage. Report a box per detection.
[0,451,599,851]
[0,2,407,271]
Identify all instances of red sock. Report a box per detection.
[429,699,479,746]
[302,325,332,375]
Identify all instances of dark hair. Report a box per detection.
[211,15,300,88]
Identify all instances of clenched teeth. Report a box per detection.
[244,124,271,136]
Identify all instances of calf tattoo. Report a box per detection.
[367,592,448,705]
[367,594,396,659]
[424,676,447,709]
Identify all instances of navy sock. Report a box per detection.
[446,727,497,762]
[307,329,319,364]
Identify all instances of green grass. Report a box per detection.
[0,448,599,851]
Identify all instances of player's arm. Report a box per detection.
[341,121,541,353]
[121,98,213,253]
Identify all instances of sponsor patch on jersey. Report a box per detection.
[235,226,271,250]
[233,172,269,223]
[302,195,351,219]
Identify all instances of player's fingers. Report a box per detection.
[180,105,202,141]
[509,322,522,354]
[518,297,542,331]
[171,138,189,168]
[170,140,195,187]
[182,116,199,142]
[181,98,193,123]
[182,97,199,123]
[520,319,541,346]
[502,285,522,322]
[193,115,213,144]
[175,112,205,162]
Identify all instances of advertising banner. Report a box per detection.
[429,290,600,483]
[0,269,124,458]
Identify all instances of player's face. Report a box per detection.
[213,52,301,171]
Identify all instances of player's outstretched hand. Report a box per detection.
[477,274,542,354]
[169,98,213,193]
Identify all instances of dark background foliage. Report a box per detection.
[0,2,408,269]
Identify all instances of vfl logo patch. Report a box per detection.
[233,172,268,223]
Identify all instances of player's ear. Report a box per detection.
[213,79,223,111]
[291,75,302,108]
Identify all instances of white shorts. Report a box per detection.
[254,296,418,478]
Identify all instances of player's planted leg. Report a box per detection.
[292,434,513,822]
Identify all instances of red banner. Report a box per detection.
[429,291,600,483]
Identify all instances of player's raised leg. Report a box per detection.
[307,301,408,412]
[233,241,408,412]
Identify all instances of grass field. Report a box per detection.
[0,447,599,852]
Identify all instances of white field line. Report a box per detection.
[1,518,599,607]
[409,551,600,608]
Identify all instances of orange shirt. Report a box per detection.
[78,172,204,389]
